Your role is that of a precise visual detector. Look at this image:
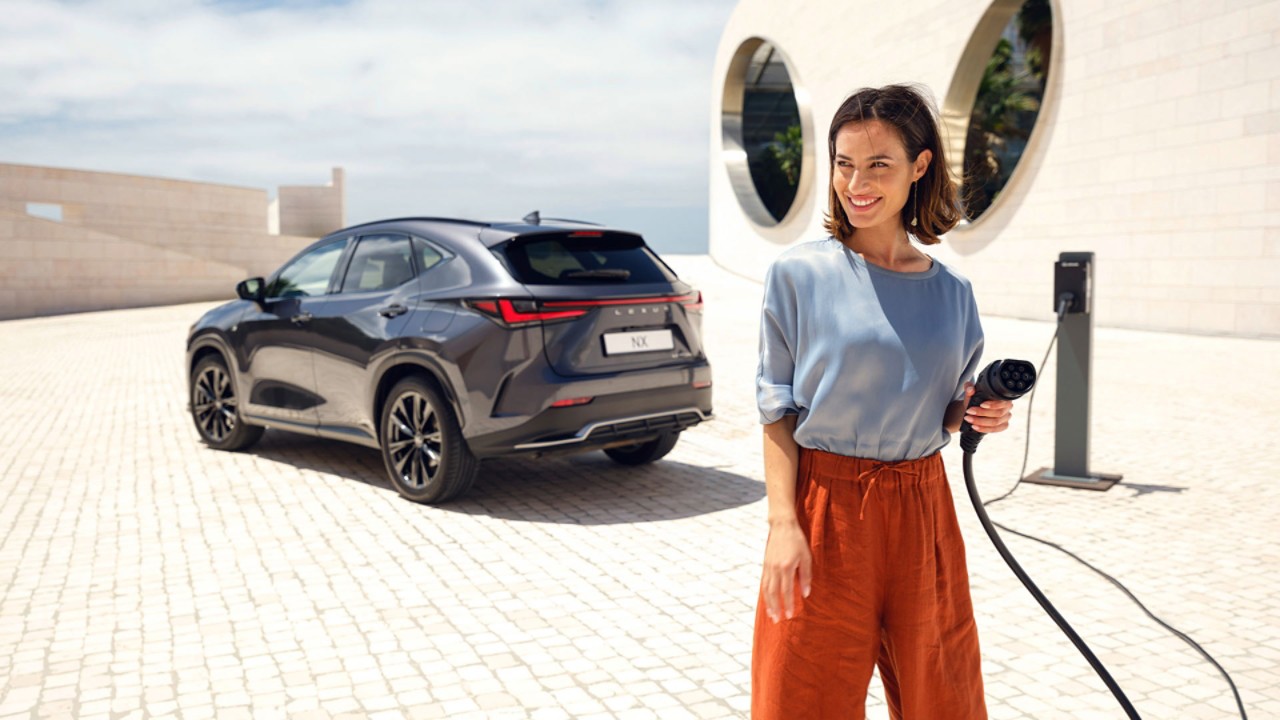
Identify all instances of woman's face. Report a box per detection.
[832,120,931,232]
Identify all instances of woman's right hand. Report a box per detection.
[760,519,812,623]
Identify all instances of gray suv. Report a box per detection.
[186,215,713,503]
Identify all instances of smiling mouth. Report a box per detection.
[847,196,881,210]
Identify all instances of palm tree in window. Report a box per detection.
[1017,0,1052,84]
[754,124,803,222]
[963,36,1042,220]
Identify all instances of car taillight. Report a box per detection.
[471,291,702,325]
[467,299,589,327]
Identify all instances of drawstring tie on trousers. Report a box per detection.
[856,460,921,520]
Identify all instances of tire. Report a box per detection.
[191,355,264,451]
[380,376,478,504]
[603,431,681,466]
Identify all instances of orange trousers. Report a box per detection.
[752,448,988,719]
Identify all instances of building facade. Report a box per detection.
[0,164,344,320]
[709,0,1280,337]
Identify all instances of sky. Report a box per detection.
[0,0,740,254]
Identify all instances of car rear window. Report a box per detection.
[499,232,678,285]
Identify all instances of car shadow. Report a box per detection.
[453,454,766,525]
[250,430,395,491]
[248,431,765,525]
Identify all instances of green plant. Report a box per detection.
[1017,0,1052,82]
[768,124,804,188]
[750,123,804,222]
[962,22,1047,220]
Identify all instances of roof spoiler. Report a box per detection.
[521,210,601,227]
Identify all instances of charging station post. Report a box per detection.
[1025,252,1123,491]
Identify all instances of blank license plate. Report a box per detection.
[603,329,674,355]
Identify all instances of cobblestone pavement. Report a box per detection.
[1,255,1278,719]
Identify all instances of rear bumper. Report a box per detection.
[465,382,713,458]
[513,407,711,451]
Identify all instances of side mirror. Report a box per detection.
[236,277,266,302]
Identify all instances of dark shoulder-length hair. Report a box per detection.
[822,84,962,246]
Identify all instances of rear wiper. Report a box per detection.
[562,269,631,280]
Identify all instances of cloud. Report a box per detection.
[0,0,737,224]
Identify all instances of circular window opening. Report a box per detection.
[947,0,1053,223]
[722,39,807,227]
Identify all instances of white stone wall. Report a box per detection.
[279,167,345,239]
[0,163,337,319]
[0,211,247,321]
[709,0,1280,337]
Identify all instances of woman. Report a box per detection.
[752,84,1014,719]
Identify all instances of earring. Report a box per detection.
[910,181,919,227]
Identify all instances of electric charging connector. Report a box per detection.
[962,359,1143,719]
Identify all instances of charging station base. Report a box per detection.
[1024,468,1123,491]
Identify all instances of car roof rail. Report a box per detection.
[328,215,605,241]
[332,216,493,234]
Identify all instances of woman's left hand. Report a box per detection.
[962,382,1014,433]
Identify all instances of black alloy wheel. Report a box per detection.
[380,376,478,504]
[191,356,264,451]
[603,431,681,466]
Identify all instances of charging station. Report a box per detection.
[1025,252,1123,491]
[964,253,1245,720]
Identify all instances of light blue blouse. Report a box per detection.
[756,237,984,462]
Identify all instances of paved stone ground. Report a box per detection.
[0,255,1277,719]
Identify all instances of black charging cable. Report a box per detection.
[988,521,1248,719]
[960,359,1143,719]
[963,299,1248,719]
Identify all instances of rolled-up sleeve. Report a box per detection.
[757,261,800,424]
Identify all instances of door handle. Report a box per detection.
[291,312,313,325]
[379,303,408,318]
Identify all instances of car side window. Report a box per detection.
[340,235,416,294]
[414,237,447,275]
[267,240,347,299]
